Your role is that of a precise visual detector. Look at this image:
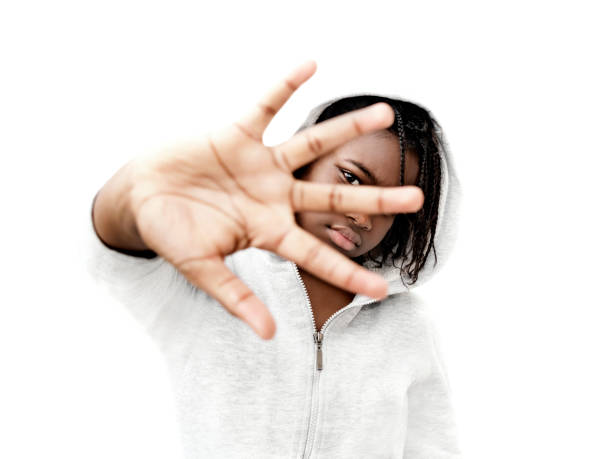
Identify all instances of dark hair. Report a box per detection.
[299,95,443,286]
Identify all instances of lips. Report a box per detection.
[326,225,362,251]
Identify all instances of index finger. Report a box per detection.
[272,103,395,172]
[235,60,317,140]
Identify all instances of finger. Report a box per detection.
[290,182,425,214]
[235,60,317,140]
[275,226,389,300]
[178,255,277,340]
[272,102,394,172]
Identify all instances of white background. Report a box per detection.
[1,0,611,458]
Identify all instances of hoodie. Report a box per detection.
[84,96,463,459]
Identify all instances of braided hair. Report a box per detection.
[309,95,443,287]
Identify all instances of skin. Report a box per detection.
[95,61,425,340]
[295,130,420,259]
[294,130,420,330]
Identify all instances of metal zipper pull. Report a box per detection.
[313,331,324,371]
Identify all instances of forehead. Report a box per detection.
[329,131,403,186]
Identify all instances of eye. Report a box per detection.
[341,169,361,186]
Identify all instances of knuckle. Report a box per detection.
[323,258,339,281]
[217,273,238,291]
[257,102,277,117]
[344,265,358,289]
[305,131,323,155]
[272,148,292,173]
[284,78,297,91]
[232,290,255,311]
[176,257,202,278]
[304,242,322,265]
[329,185,342,212]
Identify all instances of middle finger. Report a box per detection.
[290,181,425,214]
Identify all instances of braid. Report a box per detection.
[309,95,444,287]
[393,107,407,186]
[409,131,440,281]
[384,109,442,285]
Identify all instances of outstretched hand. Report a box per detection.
[128,61,424,339]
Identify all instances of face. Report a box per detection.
[295,130,419,259]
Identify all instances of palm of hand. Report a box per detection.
[133,129,295,266]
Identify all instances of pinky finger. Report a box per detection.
[274,226,389,300]
[178,255,277,340]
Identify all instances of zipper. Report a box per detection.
[292,263,379,370]
[292,263,378,459]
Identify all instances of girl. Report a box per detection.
[87,61,462,458]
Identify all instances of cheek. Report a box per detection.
[295,210,326,230]
[379,215,395,231]
[372,217,395,240]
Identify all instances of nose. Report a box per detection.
[346,212,372,231]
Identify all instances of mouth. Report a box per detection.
[325,225,362,251]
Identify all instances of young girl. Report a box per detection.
[87,61,462,458]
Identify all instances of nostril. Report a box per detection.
[347,213,372,231]
[347,214,372,231]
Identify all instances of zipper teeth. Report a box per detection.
[291,262,318,459]
[291,262,379,333]
[291,262,379,459]
[292,263,316,332]
[304,374,320,459]
[320,293,380,331]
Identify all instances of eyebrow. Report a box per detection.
[345,159,380,185]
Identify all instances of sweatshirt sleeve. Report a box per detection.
[82,195,213,374]
[403,307,462,459]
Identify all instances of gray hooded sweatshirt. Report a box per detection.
[84,96,463,459]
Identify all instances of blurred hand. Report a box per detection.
[128,61,424,339]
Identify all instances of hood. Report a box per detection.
[295,94,462,296]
